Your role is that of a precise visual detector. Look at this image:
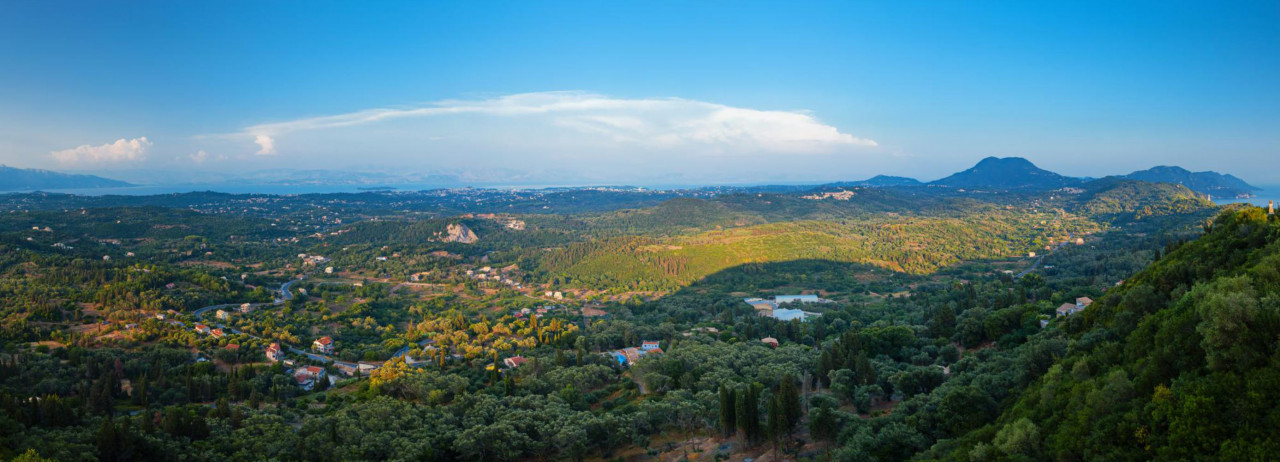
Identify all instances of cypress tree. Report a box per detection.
[737,383,764,445]
[767,395,784,453]
[778,374,802,434]
[718,385,736,436]
[735,386,751,444]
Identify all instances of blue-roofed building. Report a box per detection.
[773,308,808,322]
[610,351,628,365]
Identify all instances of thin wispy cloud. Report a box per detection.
[51,137,151,165]
[218,91,876,156]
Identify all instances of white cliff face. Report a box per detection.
[441,223,479,244]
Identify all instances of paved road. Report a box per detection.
[280,279,298,301]
[194,279,296,318]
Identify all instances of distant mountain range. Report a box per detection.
[841,157,1258,198]
[1120,166,1259,198]
[0,166,132,191]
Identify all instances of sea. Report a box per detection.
[1214,186,1280,207]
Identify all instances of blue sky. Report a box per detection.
[2,1,1278,185]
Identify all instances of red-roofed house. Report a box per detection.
[194,324,209,334]
[266,343,285,362]
[503,356,527,368]
[313,336,334,354]
[641,340,660,351]
[225,344,239,350]
[210,329,225,338]
[294,366,326,390]
[761,337,780,348]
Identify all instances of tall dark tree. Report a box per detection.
[767,395,784,453]
[778,374,802,434]
[718,384,737,436]
[809,398,837,444]
[931,304,957,338]
[736,383,763,446]
[96,418,120,462]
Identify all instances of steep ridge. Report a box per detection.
[941,207,1280,460]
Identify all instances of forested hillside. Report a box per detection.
[936,207,1280,460]
[0,181,1242,461]
[529,211,1097,290]
[1072,179,1210,222]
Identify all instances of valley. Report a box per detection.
[1,158,1266,461]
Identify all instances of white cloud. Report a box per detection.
[253,135,276,155]
[225,91,876,156]
[190,150,209,163]
[51,137,151,165]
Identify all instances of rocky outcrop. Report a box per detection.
[440,223,479,244]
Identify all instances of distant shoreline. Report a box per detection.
[1215,186,1280,206]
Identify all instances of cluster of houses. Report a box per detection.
[463,213,527,230]
[801,189,856,201]
[1041,297,1095,327]
[607,340,663,367]
[743,294,828,322]
[264,342,345,389]
[512,305,562,318]
[1057,297,1093,316]
[214,303,257,321]
[192,323,226,338]
[465,265,524,289]
[298,254,329,266]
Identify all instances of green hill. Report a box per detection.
[1122,165,1259,198]
[1073,178,1211,222]
[941,207,1280,460]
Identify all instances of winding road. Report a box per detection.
[190,278,360,370]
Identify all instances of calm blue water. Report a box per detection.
[1215,186,1280,207]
